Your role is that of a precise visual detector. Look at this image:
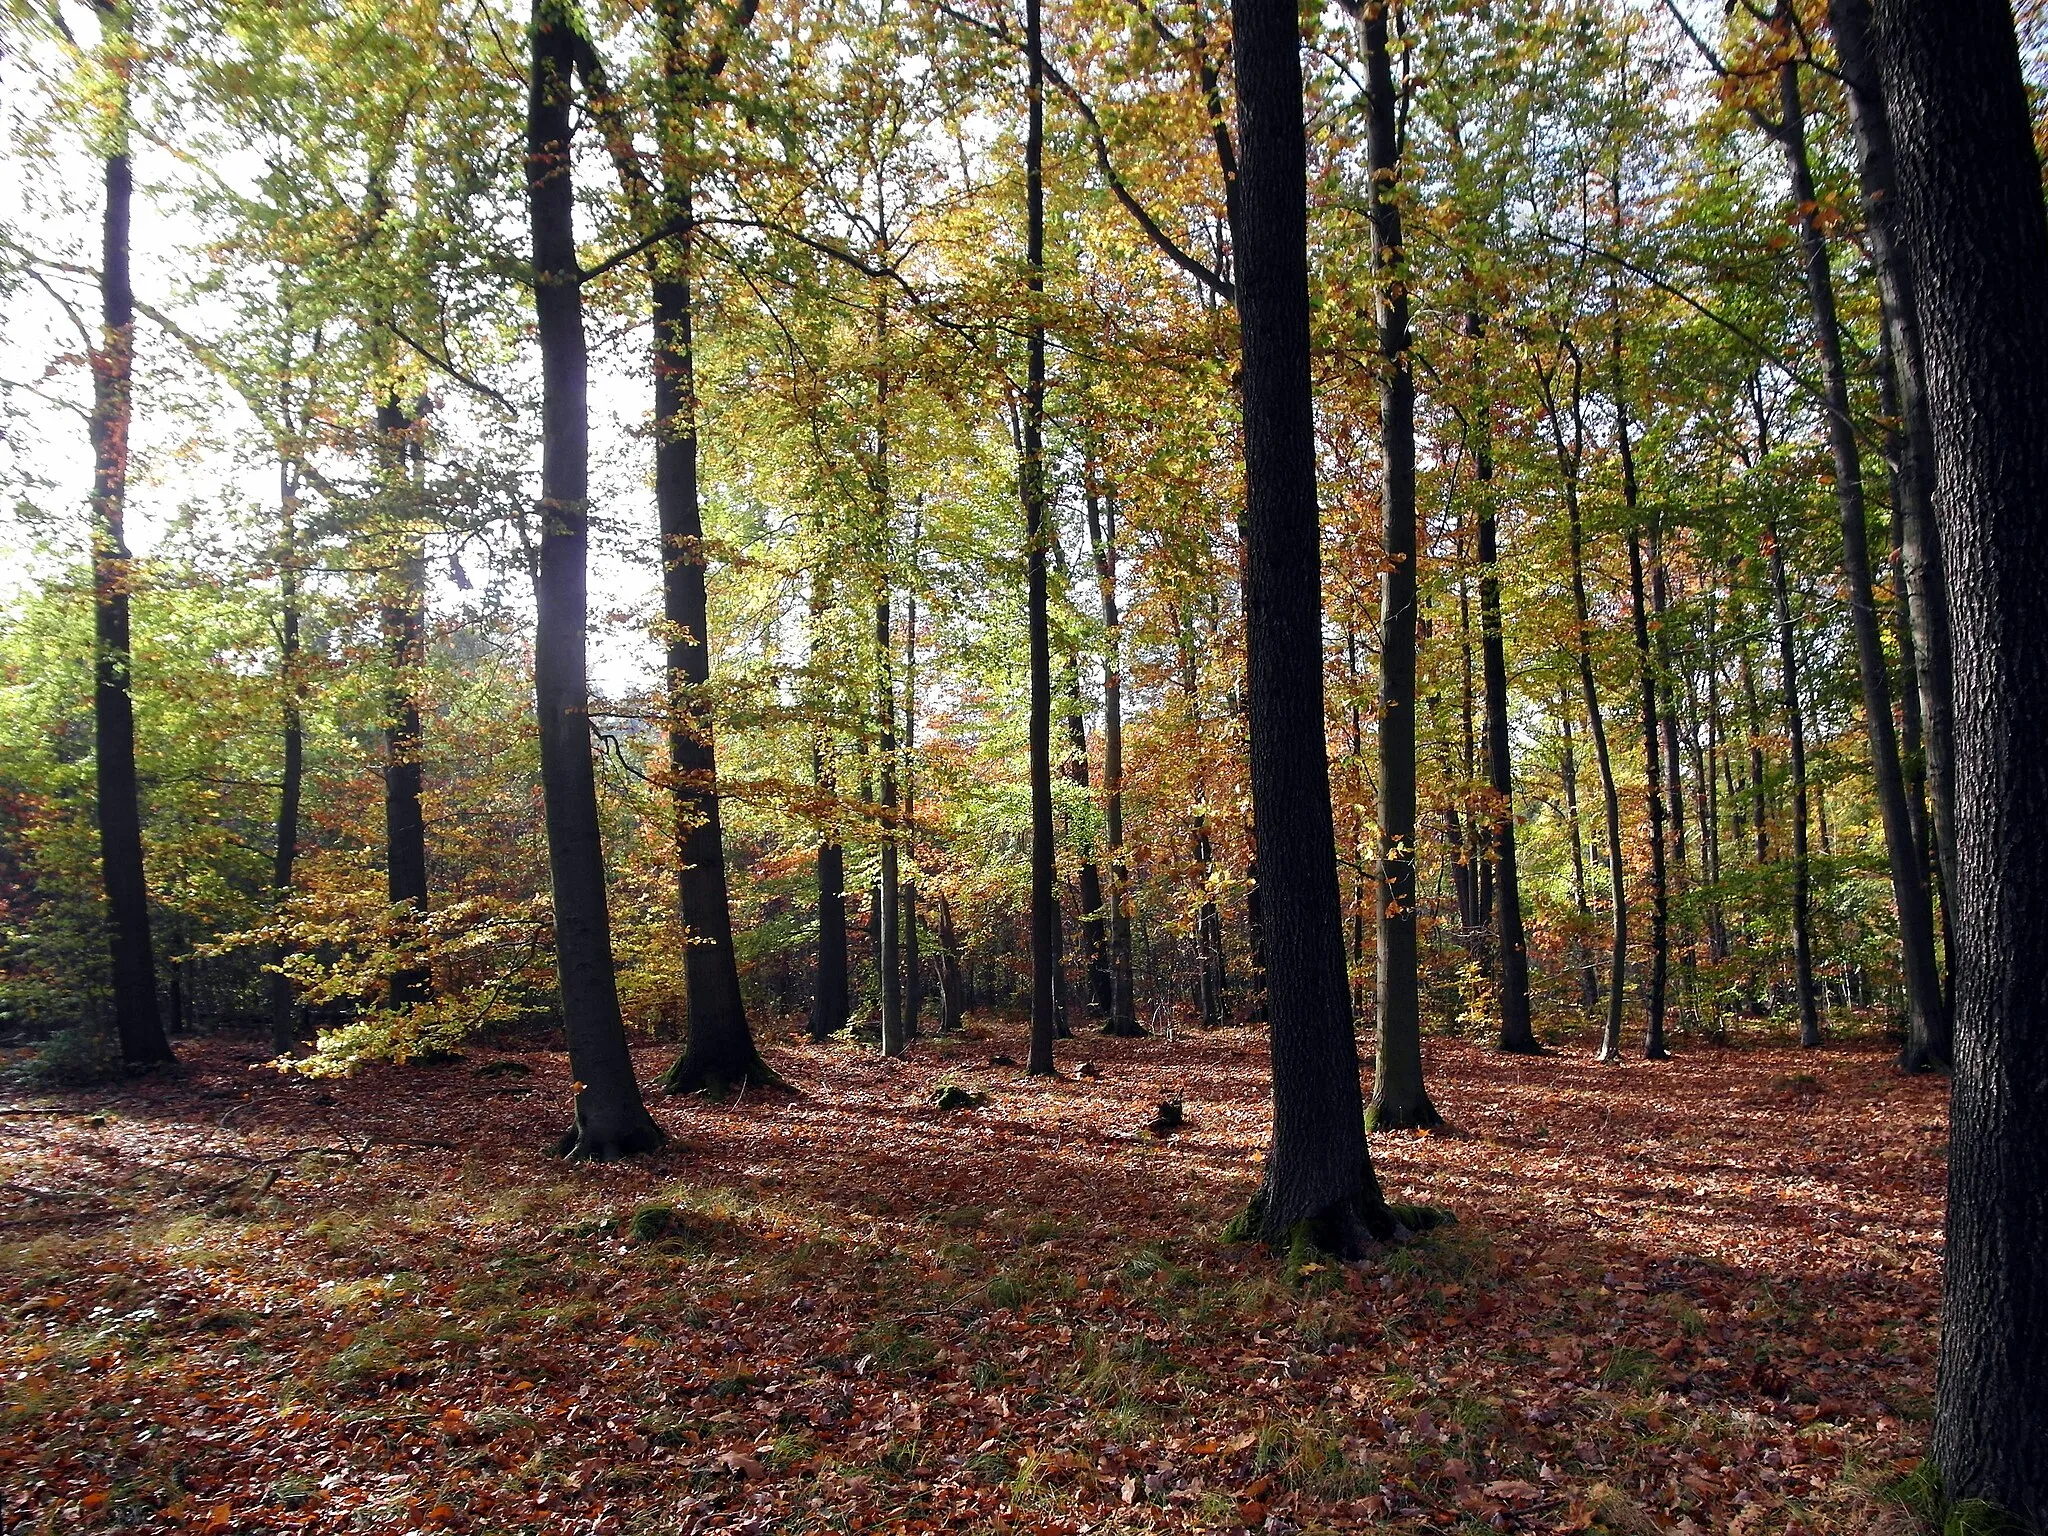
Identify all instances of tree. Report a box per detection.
[86,0,172,1068]
[1362,0,1438,1132]
[526,0,663,1161]
[1228,0,1405,1254]
[1022,0,1056,1078]
[1875,0,2048,1521]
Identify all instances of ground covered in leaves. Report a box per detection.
[2,1017,1945,1535]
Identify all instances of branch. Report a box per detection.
[381,320,518,415]
[929,0,1235,304]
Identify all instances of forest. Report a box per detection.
[3,0,2047,1531]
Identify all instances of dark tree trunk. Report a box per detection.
[1084,482,1141,1035]
[375,398,430,1010]
[1065,661,1111,1015]
[1613,292,1668,1060]
[1875,5,2048,1515]
[1740,640,1769,866]
[271,461,304,1055]
[1231,0,1401,1253]
[1778,49,1946,1060]
[646,2,769,1093]
[1627,524,1669,1059]
[1023,0,1057,1077]
[936,893,966,1033]
[527,1,662,1160]
[1541,340,1627,1059]
[1768,524,1821,1046]
[809,829,847,1040]
[902,585,923,1037]
[1363,5,1437,1132]
[89,84,171,1068]
[1559,685,1600,1010]
[1834,0,1956,1070]
[1179,620,1228,1028]
[875,587,903,1056]
[1466,313,1534,1053]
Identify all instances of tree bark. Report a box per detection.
[902,583,923,1038]
[1363,3,1438,1132]
[1466,313,1534,1053]
[1231,0,1401,1253]
[1612,300,1669,1060]
[1023,0,1057,1077]
[1833,0,1956,1070]
[375,398,430,1010]
[1084,481,1141,1035]
[1540,339,1627,1060]
[1559,682,1600,1010]
[1767,524,1821,1047]
[87,30,171,1068]
[936,892,966,1033]
[1777,49,1945,1059]
[1064,658,1111,1015]
[271,458,304,1054]
[527,0,662,1160]
[1874,4,2048,1514]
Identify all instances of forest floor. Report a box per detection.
[1,1015,1945,1536]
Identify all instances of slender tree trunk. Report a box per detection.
[936,893,966,1033]
[1778,50,1946,1059]
[1023,0,1056,1076]
[1767,524,1821,1046]
[1466,314,1533,1053]
[1065,659,1111,1015]
[649,14,768,1089]
[1835,0,1956,1069]
[903,581,923,1037]
[1364,5,1438,1132]
[875,587,903,1055]
[1084,482,1141,1035]
[1231,0,1403,1252]
[375,398,431,1009]
[1179,621,1228,1028]
[809,824,847,1040]
[527,0,662,1159]
[1612,296,1669,1059]
[89,75,171,1066]
[1874,5,2048,1513]
[1543,341,1627,1060]
[271,461,304,1055]
[1627,523,1670,1059]
[1559,684,1600,1010]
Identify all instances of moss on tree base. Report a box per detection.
[1222,1183,1453,1275]
[658,1050,789,1099]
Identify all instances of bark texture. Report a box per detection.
[89,70,172,1068]
[1232,0,1397,1253]
[1875,1,2048,1520]
[528,0,663,1160]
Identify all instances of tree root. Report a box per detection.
[552,1116,667,1162]
[658,1050,790,1099]
[1223,1179,1453,1273]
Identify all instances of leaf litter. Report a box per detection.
[0,1020,1944,1533]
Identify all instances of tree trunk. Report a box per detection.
[1023,0,1056,1077]
[1559,683,1600,1010]
[1875,6,2048,1515]
[1767,523,1821,1046]
[1834,0,1957,1070]
[375,398,431,1010]
[1542,339,1627,1061]
[1084,481,1141,1035]
[1613,295,1669,1060]
[1467,313,1534,1053]
[88,48,171,1068]
[1231,0,1401,1253]
[1778,50,1946,1060]
[875,587,903,1056]
[1065,658,1111,1015]
[1363,5,1438,1132]
[809,827,847,1040]
[936,893,966,1033]
[902,583,923,1038]
[527,1,662,1160]
[271,460,304,1055]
